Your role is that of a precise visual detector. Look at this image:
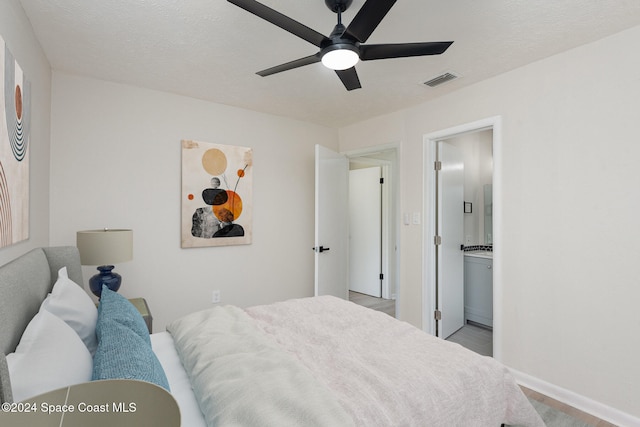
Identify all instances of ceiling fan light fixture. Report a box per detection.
[321,44,360,70]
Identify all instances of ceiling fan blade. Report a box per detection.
[257,54,321,77]
[343,0,397,43]
[360,41,453,61]
[335,67,361,91]
[228,0,329,48]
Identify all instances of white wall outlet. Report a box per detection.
[212,290,221,304]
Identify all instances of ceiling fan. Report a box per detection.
[227,0,453,90]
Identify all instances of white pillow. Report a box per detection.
[41,266,98,354]
[6,309,93,402]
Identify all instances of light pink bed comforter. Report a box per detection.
[170,296,544,427]
[246,296,543,427]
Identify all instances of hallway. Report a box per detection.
[348,291,395,318]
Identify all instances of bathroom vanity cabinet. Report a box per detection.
[464,254,493,328]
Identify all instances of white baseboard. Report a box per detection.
[510,368,640,427]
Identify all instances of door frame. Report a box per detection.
[343,143,399,311]
[422,116,503,361]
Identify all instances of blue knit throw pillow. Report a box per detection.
[92,286,169,390]
[97,286,150,344]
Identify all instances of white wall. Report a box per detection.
[0,0,51,266]
[49,72,338,331]
[339,25,640,419]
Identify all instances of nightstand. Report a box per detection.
[128,298,153,333]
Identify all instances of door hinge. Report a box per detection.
[380,177,384,184]
[434,161,442,171]
[379,273,384,280]
[434,235,442,245]
[434,310,442,321]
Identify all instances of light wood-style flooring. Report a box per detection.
[348,291,395,317]
[446,322,493,357]
[349,292,617,427]
[521,386,617,427]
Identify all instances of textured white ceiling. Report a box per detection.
[18,0,640,127]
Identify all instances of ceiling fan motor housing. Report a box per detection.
[323,23,359,47]
[320,22,360,69]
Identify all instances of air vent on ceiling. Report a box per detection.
[423,72,459,88]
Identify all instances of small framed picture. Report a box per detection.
[464,202,472,214]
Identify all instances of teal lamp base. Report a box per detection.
[89,265,122,297]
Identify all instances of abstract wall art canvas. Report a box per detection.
[0,36,30,248]
[181,140,253,248]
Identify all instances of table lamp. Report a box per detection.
[77,229,133,297]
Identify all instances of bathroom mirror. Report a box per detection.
[448,129,493,247]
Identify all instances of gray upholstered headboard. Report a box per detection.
[0,246,84,404]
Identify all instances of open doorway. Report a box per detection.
[347,147,398,318]
[441,130,493,357]
[423,117,501,360]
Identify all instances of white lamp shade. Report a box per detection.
[321,48,359,70]
[76,229,133,266]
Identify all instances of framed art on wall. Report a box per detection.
[0,36,30,248]
[181,140,253,248]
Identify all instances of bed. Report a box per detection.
[0,246,544,426]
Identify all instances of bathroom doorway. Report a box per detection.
[423,117,501,360]
[443,130,493,356]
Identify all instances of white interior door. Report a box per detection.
[438,141,465,339]
[314,144,349,299]
[348,167,381,297]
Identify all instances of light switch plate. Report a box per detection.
[412,212,421,225]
